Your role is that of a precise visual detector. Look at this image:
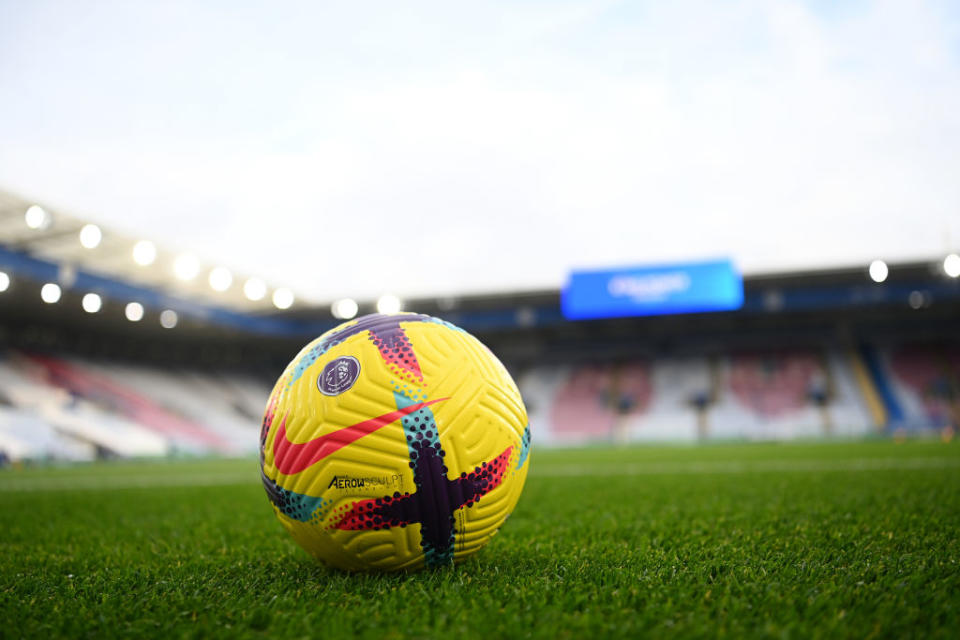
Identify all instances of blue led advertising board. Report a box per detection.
[561,258,744,320]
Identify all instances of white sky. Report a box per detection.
[1,0,958,303]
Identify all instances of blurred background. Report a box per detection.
[1,0,958,463]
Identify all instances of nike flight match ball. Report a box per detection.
[259,312,531,570]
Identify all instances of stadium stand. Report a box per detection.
[523,360,697,444]
[1,192,958,462]
[876,345,960,431]
[73,358,264,454]
[1,338,957,463]
[709,350,872,440]
[0,406,96,462]
[0,350,266,461]
[623,358,710,442]
[519,350,874,443]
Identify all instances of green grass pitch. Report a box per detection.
[2,440,959,639]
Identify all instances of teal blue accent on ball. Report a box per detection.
[518,425,532,470]
[423,544,454,567]
[289,343,332,386]
[394,391,442,457]
[276,488,329,522]
[425,316,466,333]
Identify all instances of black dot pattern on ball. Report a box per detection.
[331,397,515,567]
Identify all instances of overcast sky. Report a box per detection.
[1,0,958,303]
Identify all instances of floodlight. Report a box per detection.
[82,293,102,313]
[41,283,61,303]
[868,260,888,283]
[25,205,50,230]
[908,291,927,309]
[125,302,144,322]
[332,298,359,320]
[133,241,157,266]
[944,253,960,278]
[160,309,178,328]
[377,294,402,314]
[243,277,267,301]
[209,267,233,292]
[79,224,102,249]
[272,288,294,310]
[0,272,9,293]
[173,254,200,281]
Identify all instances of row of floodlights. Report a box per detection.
[0,268,404,324]
[331,294,402,320]
[0,276,180,328]
[23,205,295,309]
[869,255,960,282]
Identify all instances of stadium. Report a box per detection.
[2,2,960,638]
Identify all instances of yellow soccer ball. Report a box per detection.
[259,312,531,570]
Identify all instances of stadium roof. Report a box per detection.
[0,188,285,314]
[2,191,959,361]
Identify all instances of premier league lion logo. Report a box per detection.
[318,356,361,396]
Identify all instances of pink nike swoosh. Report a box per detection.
[272,398,448,475]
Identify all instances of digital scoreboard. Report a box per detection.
[561,258,744,320]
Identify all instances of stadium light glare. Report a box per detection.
[331,298,359,320]
[79,224,102,249]
[243,277,267,301]
[40,283,61,303]
[209,266,233,292]
[25,205,51,230]
[159,309,178,329]
[376,294,402,314]
[0,272,9,293]
[173,254,200,281]
[868,260,888,283]
[944,253,960,278]
[125,302,144,322]
[272,288,294,310]
[908,290,927,309]
[132,240,157,266]
[82,293,102,313]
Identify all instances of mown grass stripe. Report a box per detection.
[3,456,958,492]
[533,456,960,476]
[0,472,257,492]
